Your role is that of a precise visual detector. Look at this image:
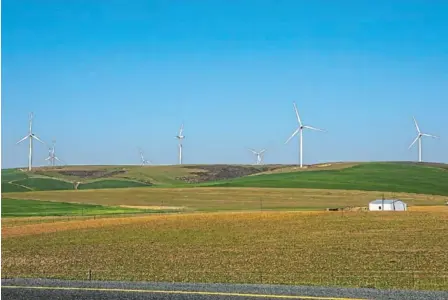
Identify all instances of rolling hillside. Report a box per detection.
[2,162,447,196]
[204,162,448,196]
[1,164,282,192]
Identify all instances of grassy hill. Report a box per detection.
[204,162,448,196]
[1,164,283,192]
[2,162,447,196]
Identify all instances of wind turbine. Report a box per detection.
[175,123,185,164]
[16,112,45,171]
[139,149,151,166]
[408,116,439,162]
[45,140,61,167]
[248,148,266,165]
[285,102,325,168]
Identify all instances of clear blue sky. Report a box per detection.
[2,0,447,168]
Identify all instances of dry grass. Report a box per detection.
[408,206,448,212]
[2,211,447,290]
[254,162,359,176]
[119,205,186,210]
[5,187,448,212]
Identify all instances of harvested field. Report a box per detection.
[2,211,447,290]
[408,205,448,212]
[6,187,448,212]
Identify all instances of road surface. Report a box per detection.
[2,278,448,300]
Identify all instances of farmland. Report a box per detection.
[5,187,448,212]
[2,161,448,291]
[206,163,448,196]
[2,211,448,290]
[1,198,147,217]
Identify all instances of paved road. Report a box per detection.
[2,278,448,300]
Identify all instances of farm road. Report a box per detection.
[2,278,448,300]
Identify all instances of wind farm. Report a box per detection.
[3,2,448,297]
[12,103,442,171]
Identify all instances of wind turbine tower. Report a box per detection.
[16,112,45,171]
[248,148,266,165]
[175,123,185,164]
[408,116,439,162]
[45,140,61,167]
[285,102,325,168]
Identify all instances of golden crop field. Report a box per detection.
[2,211,448,290]
[5,187,448,212]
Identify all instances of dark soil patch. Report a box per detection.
[176,165,285,183]
[54,169,127,179]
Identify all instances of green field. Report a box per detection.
[205,163,448,196]
[1,169,29,182]
[2,211,447,290]
[1,198,146,217]
[12,178,75,191]
[1,182,31,193]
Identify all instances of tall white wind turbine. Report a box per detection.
[408,116,439,162]
[139,149,151,166]
[16,112,45,171]
[248,148,266,165]
[285,102,325,168]
[45,140,61,167]
[175,123,185,164]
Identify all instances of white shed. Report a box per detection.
[369,199,407,211]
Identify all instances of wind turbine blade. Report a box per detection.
[413,116,420,133]
[285,128,300,144]
[45,157,51,161]
[303,125,325,132]
[421,133,439,138]
[29,112,33,132]
[259,149,266,154]
[293,102,302,126]
[16,135,29,144]
[55,156,61,162]
[248,148,257,154]
[179,123,184,136]
[408,136,419,149]
[32,135,45,144]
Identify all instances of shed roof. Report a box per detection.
[370,199,405,204]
